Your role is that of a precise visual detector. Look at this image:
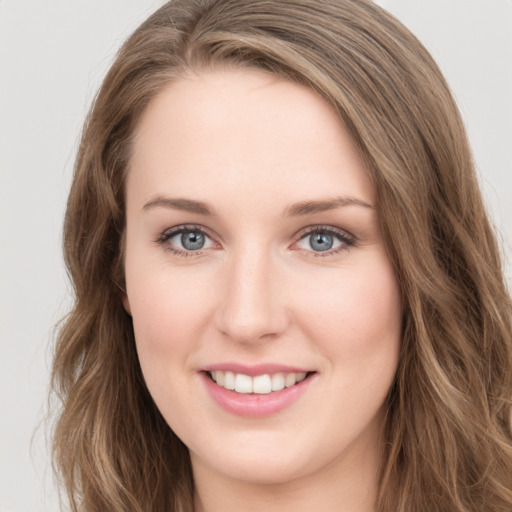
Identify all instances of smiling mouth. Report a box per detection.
[207,370,314,394]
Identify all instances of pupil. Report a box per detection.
[310,233,333,251]
[181,231,205,250]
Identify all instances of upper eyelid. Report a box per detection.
[294,224,355,241]
[161,224,215,239]
[156,224,217,251]
[159,223,353,235]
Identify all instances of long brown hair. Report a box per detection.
[51,1,512,510]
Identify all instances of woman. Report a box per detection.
[51,1,512,511]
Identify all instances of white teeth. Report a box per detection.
[253,374,272,394]
[210,370,309,394]
[235,374,253,393]
[271,373,285,391]
[224,371,235,390]
[285,373,297,387]
[215,370,225,386]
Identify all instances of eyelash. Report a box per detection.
[155,224,356,258]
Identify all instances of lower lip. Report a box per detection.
[200,372,315,418]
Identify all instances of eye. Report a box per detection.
[157,225,217,255]
[294,227,355,255]
[172,230,209,251]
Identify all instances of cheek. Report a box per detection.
[129,277,207,348]
[125,259,216,386]
[292,255,402,368]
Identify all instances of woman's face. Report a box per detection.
[124,69,402,487]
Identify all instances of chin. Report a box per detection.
[192,448,313,486]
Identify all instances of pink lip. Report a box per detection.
[200,370,316,418]
[203,362,311,376]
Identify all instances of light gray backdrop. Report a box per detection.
[1,1,510,511]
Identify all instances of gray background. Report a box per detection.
[1,1,510,511]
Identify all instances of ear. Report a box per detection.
[122,294,132,316]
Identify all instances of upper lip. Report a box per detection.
[202,362,313,376]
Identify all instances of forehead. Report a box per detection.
[127,68,374,212]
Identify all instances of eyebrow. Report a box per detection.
[142,195,373,216]
[143,196,214,215]
[283,196,373,216]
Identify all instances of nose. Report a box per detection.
[214,247,289,344]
